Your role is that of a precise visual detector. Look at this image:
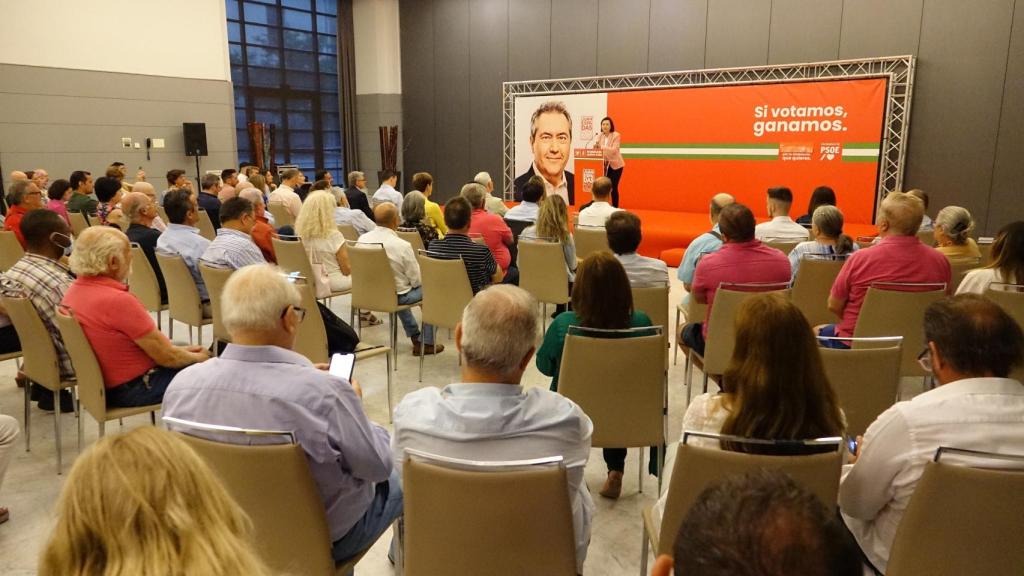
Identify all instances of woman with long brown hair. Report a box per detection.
[958,220,1024,294]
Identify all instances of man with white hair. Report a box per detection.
[31,169,49,191]
[162,264,400,564]
[122,192,167,303]
[344,170,373,220]
[61,227,209,407]
[238,187,278,262]
[130,181,167,230]
[392,284,594,572]
[333,190,376,236]
[474,171,508,216]
[4,180,44,248]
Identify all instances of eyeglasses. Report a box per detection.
[281,305,306,323]
[917,347,933,373]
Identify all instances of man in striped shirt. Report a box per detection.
[425,197,503,293]
[199,197,266,270]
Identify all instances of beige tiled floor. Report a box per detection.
[0,271,701,575]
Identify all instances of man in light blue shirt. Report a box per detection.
[678,193,734,302]
[199,197,266,270]
[156,188,212,301]
[371,169,403,208]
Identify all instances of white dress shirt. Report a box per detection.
[371,184,403,208]
[357,226,420,295]
[392,383,594,571]
[754,216,810,242]
[839,377,1024,572]
[577,201,622,227]
[268,184,302,218]
[615,252,669,288]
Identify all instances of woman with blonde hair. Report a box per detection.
[933,205,981,260]
[958,221,1024,294]
[295,189,353,292]
[522,195,578,309]
[40,427,272,576]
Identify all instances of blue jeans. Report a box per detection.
[331,470,404,565]
[397,287,434,344]
[817,324,851,349]
[106,366,181,408]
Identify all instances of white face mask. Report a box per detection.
[50,232,73,257]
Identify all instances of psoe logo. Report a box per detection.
[820,142,842,161]
[582,168,596,193]
[581,116,594,134]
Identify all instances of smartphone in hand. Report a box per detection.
[329,353,355,381]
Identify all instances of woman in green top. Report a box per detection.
[536,251,652,499]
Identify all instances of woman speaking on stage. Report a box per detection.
[593,116,625,207]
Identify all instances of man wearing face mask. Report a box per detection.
[0,210,77,412]
[61,227,210,408]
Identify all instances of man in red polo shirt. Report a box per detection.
[681,203,792,356]
[462,182,518,284]
[61,227,210,408]
[4,180,44,248]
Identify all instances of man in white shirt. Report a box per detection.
[267,168,304,219]
[504,175,543,223]
[392,284,593,572]
[577,176,622,227]
[754,186,810,242]
[839,295,1024,573]
[357,202,442,356]
[606,211,668,288]
[371,169,403,208]
[474,171,508,216]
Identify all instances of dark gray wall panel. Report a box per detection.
[508,0,551,81]
[550,0,598,78]
[432,0,471,195]
[903,0,1015,232]
[648,0,707,72]
[399,0,435,190]
[705,0,771,68]
[987,1,1024,233]
[839,0,923,59]
[768,0,842,64]
[467,0,509,199]
[597,0,650,76]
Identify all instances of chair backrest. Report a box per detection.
[631,284,669,364]
[657,432,843,556]
[558,326,665,448]
[337,223,359,241]
[791,256,846,327]
[418,251,474,331]
[887,448,1024,576]
[155,252,206,326]
[704,284,790,374]
[403,450,577,576]
[949,257,982,291]
[292,279,329,364]
[68,212,89,236]
[978,237,995,266]
[155,205,169,225]
[573,225,609,260]
[165,419,337,576]
[819,338,902,437]
[764,239,802,255]
[505,218,532,242]
[517,238,570,305]
[53,307,109,422]
[271,236,316,279]
[916,229,934,247]
[127,245,163,312]
[267,202,295,227]
[0,295,59,387]
[396,228,426,252]
[196,209,216,241]
[853,285,946,377]
[985,283,1024,329]
[0,231,24,272]
[347,242,401,312]
[198,264,234,344]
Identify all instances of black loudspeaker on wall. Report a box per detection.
[182,122,208,157]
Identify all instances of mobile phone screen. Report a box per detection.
[847,438,859,455]
[329,353,355,380]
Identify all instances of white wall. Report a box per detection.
[353,0,401,94]
[0,0,230,81]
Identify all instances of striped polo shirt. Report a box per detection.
[425,233,497,293]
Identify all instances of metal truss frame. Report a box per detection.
[502,55,915,212]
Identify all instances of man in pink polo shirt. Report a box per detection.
[681,203,791,355]
[819,191,951,348]
[61,227,210,408]
[463,182,518,284]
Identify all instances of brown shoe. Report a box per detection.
[411,338,444,356]
[0,506,9,524]
[599,471,623,499]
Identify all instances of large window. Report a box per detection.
[227,0,342,180]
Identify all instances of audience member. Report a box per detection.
[426,197,502,293]
[8,171,27,182]
[39,427,273,576]
[93,176,124,227]
[474,171,508,216]
[359,203,443,356]
[44,179,72,225]
[399,190,440,248]
[238,161,253,184]
[263,169,277,191]
[796,185,837,226]
[162,264,399,563]
[296,190,352,292]
[411,171,447,235]
[958,221,1024,294]
[820,191,951,347]
[504,174,544,223]
[907,188,932,231]
[315,169,346,205]
[0,411,16,525]
[392,284,593,571]
[249,173,269,198]
[606,211,669,287]
[162,169,192,204]
[332,187,376,236]
[156,188,212,311]
[238,187,277,263]
[755,186,809,242]
[933,205,980,261]
[122,192,167,303]
[62,227,209,407]
[537,252,653,498]
[840,295,1024,573]
[268,168,304,218]
[681,203,791,356]
[31,168,50,192]
[344,170,374,220]
[371,169,403,208]
[215,168,238,203]
[789,205,858,280]
[678,193,735,299]
[652,470,862,576]
[199,197,264,269]
[522,195,576,307]
[66,170,97,215]
[130,181,167,231]
[104,165,130,194]
[578,176,622,227]
[4,180,44,247]
[0,209,76,411]
[195,173,223,230]
[463,183,514,275]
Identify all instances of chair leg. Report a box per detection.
[76,392,82,453]
[638,447,644,494]
[702,371,709,394]
[53,390,62,475]
[542,303,548,333]
[657,445,664,496]
[387,351,394,424]
[418,336,424,383]
[673,308,680,365]
[99,420,106,438]
[197,326,203,347]
[169,317,174,340]
[23,382,30,452]
[151,411,157,426]
[685,351,694,404]
[640,529,650,576]
[390,313,398,371]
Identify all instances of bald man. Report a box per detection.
[9,171,27,182]
[131,181,166,230]
[358,203,442,355]
[678,193,736,297]
[122,192,167,302]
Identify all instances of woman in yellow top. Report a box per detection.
[411,171,447,236]
[933,205,981,261]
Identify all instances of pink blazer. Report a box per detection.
[594,132,624,169]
